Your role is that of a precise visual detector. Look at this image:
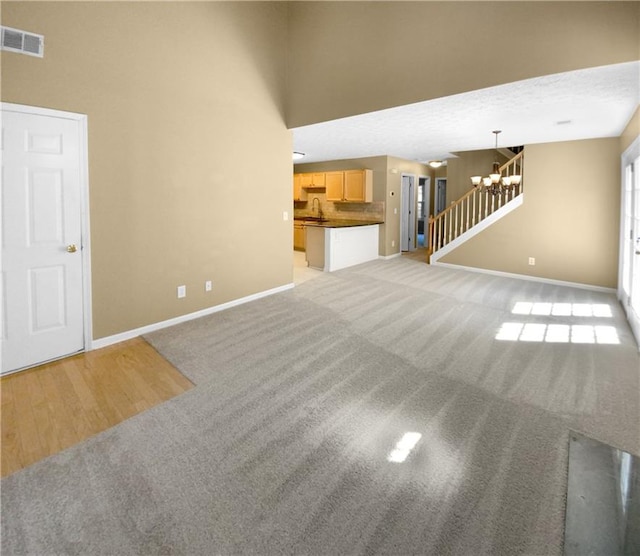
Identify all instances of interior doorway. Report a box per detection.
[435,178,447,214]
[1,103,91,375]
[417,176,431,247]
[401,174,416,251]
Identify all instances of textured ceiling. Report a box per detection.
[292,61,640,164]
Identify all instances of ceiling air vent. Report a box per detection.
[1,26,44,58]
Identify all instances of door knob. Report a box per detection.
[66,244,77,253]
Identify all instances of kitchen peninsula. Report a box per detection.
[305,219,382,272]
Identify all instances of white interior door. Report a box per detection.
[401,174,415,251]
[2,107,88,374]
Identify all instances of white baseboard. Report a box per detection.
[379,252,402,260]
[90,283,295,350]
[432,262,616,294]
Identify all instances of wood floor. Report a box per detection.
[1,337,193,478]
[402,246,429,262]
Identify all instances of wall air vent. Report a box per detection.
[1,26,44,58]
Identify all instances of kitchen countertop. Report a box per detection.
[297,218,383,228]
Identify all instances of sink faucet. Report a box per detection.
[312,197,323,218]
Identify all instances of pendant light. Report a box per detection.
[470,131,521,195]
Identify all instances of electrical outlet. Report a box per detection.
[177,285,186,298]
[528,257,536,266]
[205,280,212,292]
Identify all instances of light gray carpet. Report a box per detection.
[2,258,639,555]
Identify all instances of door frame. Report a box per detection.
[2,102,93,360]
[435,177,447,214]
[418,175,431,243]
[619,135,640,347]
[400,173,416,251]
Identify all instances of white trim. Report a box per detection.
[432,261,616,294]
[1,102,93,353]
[379,252,402,260]
[2,102,87,121]
[78,114,93,350]
[430,194,523,263]
[91,283,295,350]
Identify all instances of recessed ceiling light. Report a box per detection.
[293,151,305,160]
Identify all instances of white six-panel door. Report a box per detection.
[2,106,88,374]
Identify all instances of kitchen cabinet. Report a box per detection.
[300,173,325,188]
[326,169,373,202]
[325,171,344,201]
[344,169,373,202]
[293,174,307,201]
[293,220,305,250]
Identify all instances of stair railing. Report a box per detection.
[427,151,524,261]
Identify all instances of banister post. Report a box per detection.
[427,215,434,263]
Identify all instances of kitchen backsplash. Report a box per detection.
[294,197,385,222]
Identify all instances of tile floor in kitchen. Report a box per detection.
[293,250,323,284]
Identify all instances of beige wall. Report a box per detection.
[621,106,640,154]
[288,2,640,127]
[440,138,621,288]
[1,2,292,339]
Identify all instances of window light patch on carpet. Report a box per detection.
[496,322,620,344]
[511,302,613,318]
[387,432,422,463]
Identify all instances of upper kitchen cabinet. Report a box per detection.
[327,169,373,202]
[325,171,345,201]
[345,170,372,201]
[300,172,326,188]
[293,173,308,201]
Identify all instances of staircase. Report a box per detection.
[427,150,524,263]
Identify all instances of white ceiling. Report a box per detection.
[292,61,640,165]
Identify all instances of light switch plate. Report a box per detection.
[177,285,186,298]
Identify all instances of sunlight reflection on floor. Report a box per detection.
[496,322,620,344]
[497,301,620,344]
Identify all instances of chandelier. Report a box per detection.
[470,130,521,195]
